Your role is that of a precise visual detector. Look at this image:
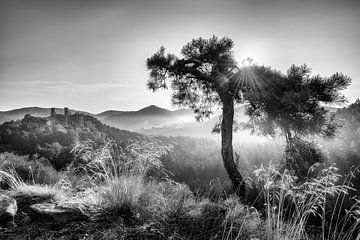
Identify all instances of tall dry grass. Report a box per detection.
[0,152,65,202]
[72,138,176,217]
[247,162,360,240]
[0,169,64,202]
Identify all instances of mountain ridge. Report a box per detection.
[0,105,195,130]
[0,105,340,139]
[0,105,179,122]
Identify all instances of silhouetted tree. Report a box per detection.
[146,36,248,197]
[243,64,351,177]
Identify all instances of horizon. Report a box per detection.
[1,0,359,112]
[0,103,341,116]
[0,104,180,114]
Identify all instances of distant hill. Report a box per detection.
[0,107,93,124]
[0,111,143,170]
[96,105,195,131]
[0,105,194,131]
[0,105,341,139]
[138,106,266,142]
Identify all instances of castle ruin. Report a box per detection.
[64,107,69,124]
[48,107,84,127]
[49,107,69,124]
[50,108,56,119]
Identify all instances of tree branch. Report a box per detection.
[181,66,214,84]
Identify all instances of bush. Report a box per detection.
[0,152,60,187]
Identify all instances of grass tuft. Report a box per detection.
[100,174,144,215]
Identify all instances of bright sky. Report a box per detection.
[0,0,359,113]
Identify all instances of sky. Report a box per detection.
[0,0,359,113]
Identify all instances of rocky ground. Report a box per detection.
[0,192,111,240]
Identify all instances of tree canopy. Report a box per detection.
[147,36,241,120]
[243,64,351,141]
[242,64,351,178]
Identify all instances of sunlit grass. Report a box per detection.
[100,174,144,213]
[11,184,64,202]
[0,169,65,202]
[248,162,360,240]
[72,139,178,219]
[0,152,61,186]
[1,138,359,240]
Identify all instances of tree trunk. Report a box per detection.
[220,93,246,198]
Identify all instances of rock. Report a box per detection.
[13,194,53,212]
[29,202,88,223]
[0,193,17,223]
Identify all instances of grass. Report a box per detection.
[100,174,144,214]
[0,152,61,186]
[0,153,65,202]
[248,162,360,240]
[0,169,64,199]
[1,142,359,240]
[72,139,180,221]
[11,184,64,201]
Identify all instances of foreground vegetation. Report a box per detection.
[0,100,360,239]
[1,139,359,239]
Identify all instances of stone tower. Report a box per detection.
[64,107,69,124]
[79,114,83,126]
[50,108,56,119]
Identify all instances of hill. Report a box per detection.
[0,105,340,140]
[0,106,195,131]
[0,108,232,191]
[139,106,260,142]
[96,105,195,131]
[0,110,143,170]
[0,107,93,124]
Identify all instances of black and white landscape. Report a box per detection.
[0,105,250,138]
[0,0,359,239]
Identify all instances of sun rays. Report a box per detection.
[231,63,268,95]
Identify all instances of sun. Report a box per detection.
[241,57,254,67]
[231,57,266,92]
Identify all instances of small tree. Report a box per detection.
[146,36,351,192]
[243,64,351,177]
[146,36,247,197]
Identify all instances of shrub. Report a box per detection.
[0,152,60,186]
[283,138,325,180]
